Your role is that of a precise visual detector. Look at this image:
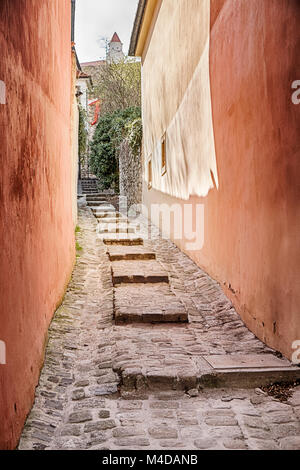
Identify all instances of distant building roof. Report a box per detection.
[129,0,147,56]
[81,60,106,67]
[71,0,76,43]
[77,71,90,79]
[76,70,92,86]
[129,0,160,56]
[111,32,122,43]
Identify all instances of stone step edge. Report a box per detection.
[87,203,114,207]
[114,310,188,324]
[102,239,144,246]
[112,273,169,285]
[94,213,124,219]
[115,364,300,393]
[86,198,108,202]
[108,252,156,261]
[98,228,136,234]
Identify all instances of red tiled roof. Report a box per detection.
[111,32,121,43]
[81,60,106,67]
[78,71,90,79]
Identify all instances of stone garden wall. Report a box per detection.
[119,139,142,210]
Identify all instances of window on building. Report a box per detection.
[148,157,152,190]
[161,133,167,176]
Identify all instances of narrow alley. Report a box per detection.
[18,192,300,450]
[1,0,300,455]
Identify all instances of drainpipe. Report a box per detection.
[71,0,76,44]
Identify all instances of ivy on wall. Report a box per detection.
[126,118,142,157]
[89,107,141,192]
[78,105,88,163]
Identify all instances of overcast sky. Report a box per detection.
[75,0,139,63]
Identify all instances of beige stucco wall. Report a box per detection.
[142,0,218,200]
[140,0,300,360]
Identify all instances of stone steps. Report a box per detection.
[87,201,114,207]
[18,206,300,453]
[91,206,116,213]
[86,192,108,196]
[87,192,112,197]
[112,323,300,392]
[94,211,124,219]
[99,217,128,224]
[92,207,300,393]
[98,224,136,235]
[117,361,300,393]
[107,246,156,261]
[91,203,189,327]
[112,260,169,285]
[114,283,188,324]
[102,234,144,246]
[81,179,99,195]
[90,205,300,394]
[86,197,107,202]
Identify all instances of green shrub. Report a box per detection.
[89,107,141,192]
[126,118,143,157]
[78,105,87,161]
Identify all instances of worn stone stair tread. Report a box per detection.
[91,204,115,209]
[87,201,113,207]
[86,193,111,197]
[107,245,156,261]
[94,212,124,219]
[86,193,108,197]
[114,283,188,324]
[101,234,144,245]
[91,205,116,212]
[98,224,136,234]
[200,368,300,389]
[98,217,129,224]
[113,329,300,390]
[116,311,188,324]
[87,199,108,202]
[203,354,293,370]
[112,260,169,284]
[86,197,108,202]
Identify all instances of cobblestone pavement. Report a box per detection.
[18,206,300,450]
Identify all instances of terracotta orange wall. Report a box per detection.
[206,0,300,358]
[0,0,75,449]
[143,0,300,359]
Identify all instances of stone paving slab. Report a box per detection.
[20,383,300,450]
[111,260,169,285]
[114,283,188,324]
[200,368,300,390]
[85,196,107,201]
[204,354,294,370]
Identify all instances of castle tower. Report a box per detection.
[107,32,124,63]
